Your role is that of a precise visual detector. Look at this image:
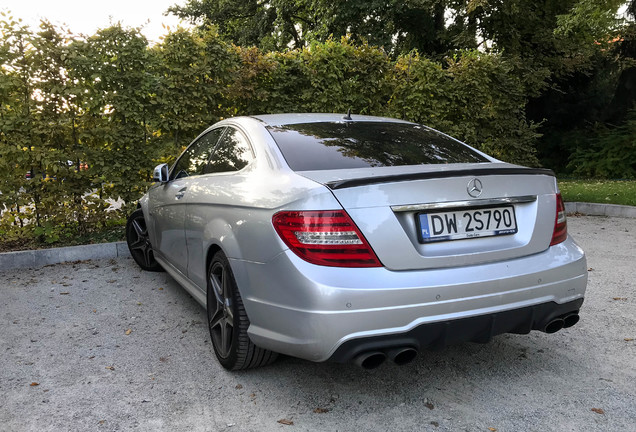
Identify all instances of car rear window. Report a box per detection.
[266,121,488,171]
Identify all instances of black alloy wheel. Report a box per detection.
[208,257,235,359]
[206,251,277,370]
[126,208,163,272]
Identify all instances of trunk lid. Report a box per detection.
[299,163,558,271]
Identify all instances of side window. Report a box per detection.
[206,128,254,174]
[170,128,224,180]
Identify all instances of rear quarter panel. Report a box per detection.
[183,168,341,290]
[181,118,343,291]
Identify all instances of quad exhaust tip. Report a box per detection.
[353,351,387,369]
[387,347,418,366]
[563,313,580,328]
[543,312,580,333]
[543,318,565,334]
[354,347,418,369]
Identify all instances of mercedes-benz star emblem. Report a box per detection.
[467,178,483,198]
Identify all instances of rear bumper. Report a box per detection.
[232,237,587,362]
[328,298,583,362]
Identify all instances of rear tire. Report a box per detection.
[207,251,277,370]
[126,209,164,272]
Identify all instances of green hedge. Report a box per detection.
[0,21,539,244]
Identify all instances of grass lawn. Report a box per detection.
[559,179,636,206]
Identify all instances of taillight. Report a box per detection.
[272,210,382,267]
[550,193,567,246]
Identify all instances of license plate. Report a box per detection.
[417,205,517,243]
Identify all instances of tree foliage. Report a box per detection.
[387,50,540,165]
[568,110,636,178]
[1,0,634,245]
[168,0,622,63]
[155,27,236,151]
[168,0,471,55]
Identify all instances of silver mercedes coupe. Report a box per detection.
[126,113,587,370]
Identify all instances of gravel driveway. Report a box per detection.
[1,216,634,432]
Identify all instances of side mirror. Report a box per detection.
[153,163,169,183]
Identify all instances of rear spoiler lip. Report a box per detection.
[324,167,555,190]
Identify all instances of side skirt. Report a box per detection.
[154,254,207,308]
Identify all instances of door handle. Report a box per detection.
[175,187,187,200]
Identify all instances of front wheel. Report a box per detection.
[126,208,163,272]
[207,251,277,370]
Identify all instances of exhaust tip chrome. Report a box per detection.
[387,347,418,366]
[353,351,386,369]
[543,318,565,334]
[563,313,580,328]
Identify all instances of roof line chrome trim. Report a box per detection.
[325,167,555,190]
[391,195,537,213]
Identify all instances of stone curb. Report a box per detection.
[0,242,130,272]
[565,202,636,218]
